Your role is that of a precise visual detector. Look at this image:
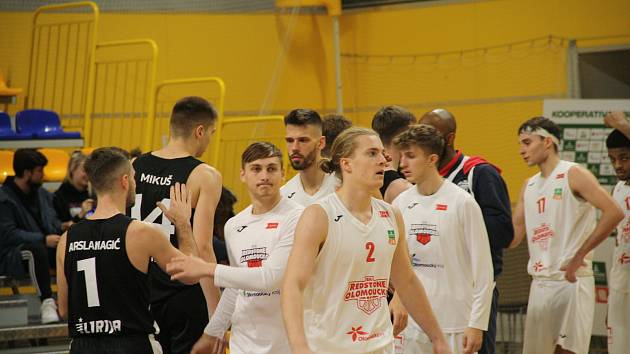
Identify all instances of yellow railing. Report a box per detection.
[27,1,99,133]
[216,115,290,211]
[153,77,225,164]
[87,39,158,150]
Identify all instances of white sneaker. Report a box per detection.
[41,298,60,324]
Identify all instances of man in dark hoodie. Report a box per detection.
[0,148,62,323]
[420,109,513,354]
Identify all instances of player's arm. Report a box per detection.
[461,198,494,354]
[282,205,328,354]
[604,111,630,138]
[56,232,68,320]
[561,165,624,282]
[190,165,222,312]
[384,178,411,204]
[509,180,528,249]
[192,287,236,354]
[389,207,451,354]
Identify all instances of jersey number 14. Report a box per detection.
[130,194,175,239]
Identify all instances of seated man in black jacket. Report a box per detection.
[0,149,62,323]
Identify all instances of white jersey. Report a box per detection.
[392,181,494,333]
[523,160,596,280]
[280,173,338,207]
[213,198,303,354]
[303,193,398,353]
[611,181,630,293]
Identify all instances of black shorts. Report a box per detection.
[151,285,209,354]
[70,334,161,354]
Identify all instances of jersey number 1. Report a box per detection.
[77,257,100,307]
[365,242,376,263]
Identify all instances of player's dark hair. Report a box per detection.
[283,109,322,130]
[322,114,352,157]
[84,147,131,193]
[13,149,48,177]
[241,142,283,169]
[393,124,445,165]
[607,129,630,149]
[371,105,417,146]
[170,96,218,138]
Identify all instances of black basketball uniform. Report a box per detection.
[129,153,208,354]
[65,214,160,354]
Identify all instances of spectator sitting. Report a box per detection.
[0,148,62,324]
[53,151,93,226]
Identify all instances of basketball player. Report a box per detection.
[391,124,493,354]
[129,97,222,353]
[604,111,630,354]
[166,142,303,354]
[56,147,196,353]
[511,117,623,354]
[282,127,451,354]
[282,109,338,206]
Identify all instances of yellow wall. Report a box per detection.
[1,0,629,201]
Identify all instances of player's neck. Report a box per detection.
[336,185,372,214]
[384,144,400,171]
[299,162,326,195]
[89,193,126,219]
[156,138,197,158]
[415,170,444,196]
[251,192,282,215]
[438,146,457,170]
[538,153,560,178]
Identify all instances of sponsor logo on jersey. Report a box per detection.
[266,222,279,229]
[240,247,268,268]
[456,179,471,193]
[532,261,545,272]
[346,325,383,343]
[287,192,296,199]
[334,214,344,222]
[532,223,555,250]
[68,239,121,252]
[344,276,388,315]
[236,225,248,232]
[556,173,565,179]
[411,253,444,269]
[407,202,419,209]
[621,219,630,243]
[619,252,630,265]
[436,204,448,211]
[387,229,396,245]
[139,173,173,186]
[75,318,121,335]
[410,223,438,245]
[553,187,563,200]
[379,210,389,218]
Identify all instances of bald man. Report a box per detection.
[420,109,513,354]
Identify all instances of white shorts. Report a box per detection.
[523,277,594,354]
[608,288,630,354]
[399,325,472,354]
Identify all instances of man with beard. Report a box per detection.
[281,109,338,207]
[56,147,198,353]
[0,148,62,324]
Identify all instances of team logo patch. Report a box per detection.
[621,219,630,242]
[334,215,343,222]
[240,247,268,268]
[555,173,565,179]
[532,261,545,272]
[436,204,448,211]
[344,276,388,315]
[266,222,279,229]
[379,210,389,218]
[410,223,438,245]
[287,192,296,199]
[346,325,383,343]
[407,202,419,209]
[619,252,630,265]
[236,225,247,232]
[532,223,555,250]
[553,188,563,200]
[387,229,396,245]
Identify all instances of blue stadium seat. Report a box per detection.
[0,112,31,140]
[16,109,81,139]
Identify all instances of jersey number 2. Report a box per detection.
[365,242,376,263]
[77,257,100,307]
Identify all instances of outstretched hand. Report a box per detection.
[157,182,192,226]
[166,255,216,285]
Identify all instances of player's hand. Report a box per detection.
[45,234,61,248]
[166,255,216,284]
[191,333,227,354]
[560,256,588,283]
[157,182,192,227]
[462,327,482,354]
[389,292,408,336]
[432,336,453,354]
[604,111,628,129]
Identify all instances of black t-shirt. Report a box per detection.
[129,153,203,304]
[54,181,90,222]
[380,169,405,197]
[65,214,153,337]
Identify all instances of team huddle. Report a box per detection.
[55,97,630,354]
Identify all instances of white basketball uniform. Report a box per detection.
[204,197,303,354]
[303,193,399,354]
[280,173,338,207]
[392,181,494,354]
[523,160,596,354]
[608,181,630,354]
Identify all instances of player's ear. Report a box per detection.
[194,124,204,139]
[239,168,245,182]
[319,135,326,151]
[340,157,351,174]
[446,132,456,147]
[121,174,129,190]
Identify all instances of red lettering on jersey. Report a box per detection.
[266,222,279,229]
[379,210,389,218]
[436,204,448,211]
[555,173,565,179]
[537,197,545,214]
[346,325,383,342]
[625,196,630,210]
[247,259,262,268]
[344,276,388,315]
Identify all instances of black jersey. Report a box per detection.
[129,153,204,304]
[65,214,153,338]
[380,169,405,197]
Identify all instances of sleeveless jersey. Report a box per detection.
[129,153,203,304]
[303,193,398,353]
[523,160,596,279]
[280,173,338,207]
[65,214,153,337]
[611,181,630,293]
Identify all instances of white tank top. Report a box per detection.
[523,160,596,280]
[303,193,398,354]
[611,181,630,293]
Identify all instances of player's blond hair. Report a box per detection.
[320,127,379,181]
